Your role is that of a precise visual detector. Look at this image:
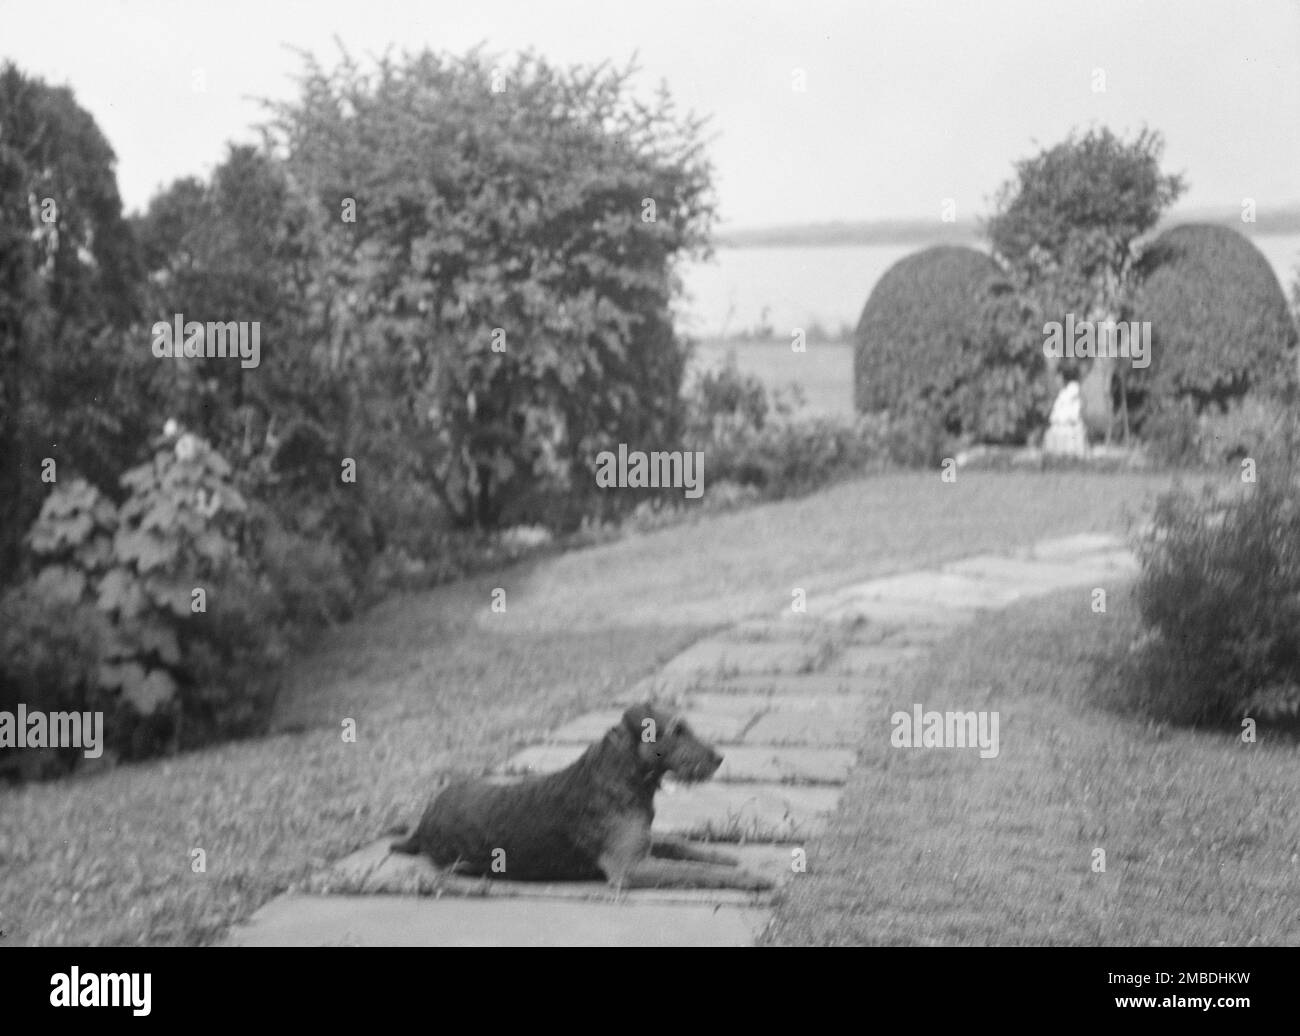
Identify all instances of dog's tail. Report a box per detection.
[386,824,420,855]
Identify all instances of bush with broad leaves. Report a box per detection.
[8,430,285,764]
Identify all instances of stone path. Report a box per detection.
[223,532,1137,946]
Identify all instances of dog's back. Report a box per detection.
[392,744,636,880]
[390,703,725,885]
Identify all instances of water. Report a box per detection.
[679,233,1300,340]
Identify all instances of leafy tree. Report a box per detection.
[132,146,312,454]
[0,63,150,581]
[984,127,1185,441]
[263,48,715,529]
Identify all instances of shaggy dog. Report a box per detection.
[392,702,772,890]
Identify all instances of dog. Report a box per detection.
[391,702,772,891]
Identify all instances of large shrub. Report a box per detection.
[853,246,1049,449]
[1120,433,1300,726]
[6,431,289,764]
[259,49,715,532]
[1128,223,1298,425]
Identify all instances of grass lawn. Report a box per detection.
[768,581,1300,946]
[0,469,1175,945]
[691,336,855,418]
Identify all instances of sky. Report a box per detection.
[2,0,1298,228]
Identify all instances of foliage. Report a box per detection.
[0,586,111,778]
[0,62,152,583]
[1122,426,1300,725]
[984,127,1185,436]
[131,147,309,459]
[1141,392,1296,469]
[853,246,1050,447]
[1196,394,1294,466]
[11,432,286,759]
[1127,223,1298,423]
[686,356,770,435]
[683,358,888,496]
[1138,395,1202,467]
[985,126,1184,332]
[256,48,715,531]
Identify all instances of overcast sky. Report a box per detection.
[3,0,1298,227]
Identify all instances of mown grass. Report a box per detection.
[767,581,1300,946]
[0,470,1173,945]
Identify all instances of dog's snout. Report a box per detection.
[694,748,723,780]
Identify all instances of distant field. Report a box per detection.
[690,337,855,418]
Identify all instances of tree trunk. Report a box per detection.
[1080,355,1116,442]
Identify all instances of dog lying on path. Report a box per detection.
[391,702,773,891]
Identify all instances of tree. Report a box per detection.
[132,145,315,457]
[0,63,147,583]
[263,47,715,530]
[985,127,1185,442]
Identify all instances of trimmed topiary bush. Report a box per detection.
[853,245,1049,450]
[1128,224,1298,425]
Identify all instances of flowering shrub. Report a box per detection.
[9,428,284,761]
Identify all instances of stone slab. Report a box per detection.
[224,893,767,946]
[315,838,799,906]
[829,643,928,675]
[1082,550,1141,577]
[703,673,864,696]
[683,692,861,716]
[817,595,978,628]
[744,708,867,747]
[1019,533,1123,560]
[844,571,1031,609]
[546,707,754,744]
[714,745,856,784]
[841,620,957,646]
[661,638,832,677]
[940,554,1111,590]
[723,619,831,643]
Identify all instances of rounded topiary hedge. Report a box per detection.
[1128,223,1298,420]
[853,245,1047,446]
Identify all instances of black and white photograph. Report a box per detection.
[0,0,1296,1011]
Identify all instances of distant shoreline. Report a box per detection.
[715,208,1300,250]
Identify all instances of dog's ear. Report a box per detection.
[622,704,650,742]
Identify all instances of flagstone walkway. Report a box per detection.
[222,532,1137,946]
